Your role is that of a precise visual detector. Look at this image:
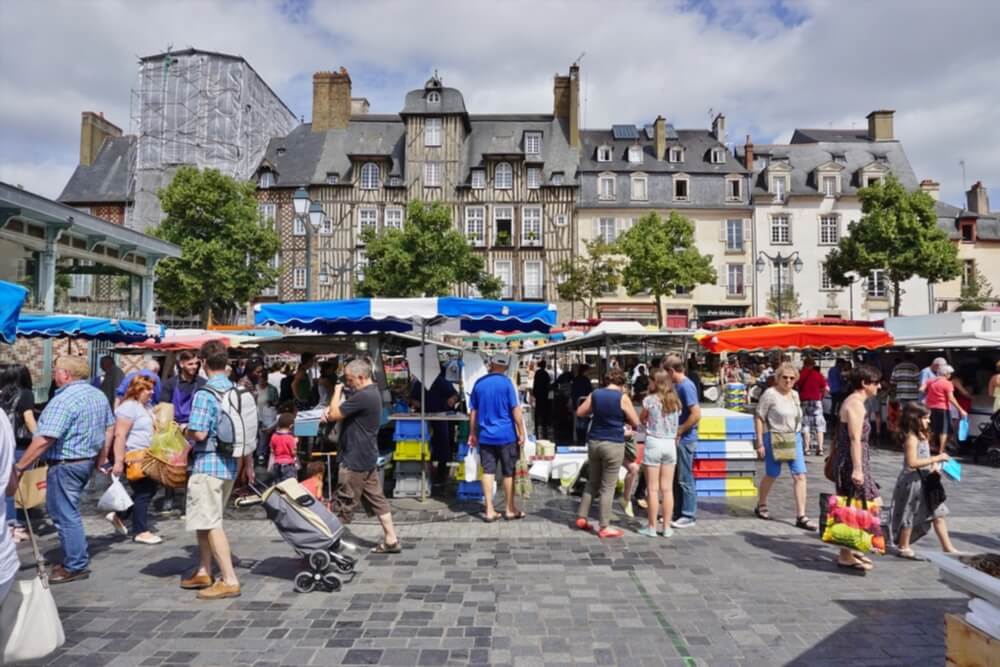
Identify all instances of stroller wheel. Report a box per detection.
[322,572,342,592]
[333,559,355,574]
[988,448,1000,468]
[308,550,331,572]
[293,571,317,593]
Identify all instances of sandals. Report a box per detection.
[836,558,872,573]
[503,511,526,521]
[481,514,500,523]
[370,541,402,554]
[795,516,817,532]
[754,505,771,520]
[896,547,920,560]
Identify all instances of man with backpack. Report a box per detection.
[181,340,257,600]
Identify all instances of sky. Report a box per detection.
[1,0,998,208]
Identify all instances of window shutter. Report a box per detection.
[592,218,600,241]
[718,262,726,287]
[743,219,751,244]
[744,263,752,287]
[719,219,727,242]
[787,216,793,244]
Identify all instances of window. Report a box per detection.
[389,175,402,187]
[961,222,975,242]
[523,260,543,299]
[356,249,368,282]
[599,174,616,201]
[551,172,565,186]
[833,154,847,165]
[628,146,643,164]
[770,215,791,244]
[630,174,647,201]
[293,268,306,290]
[525,132,542,156]
[867,269,887,298]
[424,162,442,187]
[674,285,691,297]
[522,207,542,246]
[471,169,485,189]
[320,216,333,235]
[725,219,744,253]
[494,207,514,247]
[668,147,683,163]
[554,214,568,227]
[726,264,745,297]
[465,207,486,246]
[771,264,792,296]
[822,175,837,197]
[819,215,839,245]
[711,147,726,164]
[597,145,612,162]
[820,263,837,291]
[494,260,513,299]
[772,176,787,201]
[527,167,542,190]
[673,175,689,201]
[360,162,379,190]
[726,177,742,201]
[325,172,339,185]
[866,176,883,187]
[425,118,442,146]
[293,217,306,236]
[495,162,513,190]
[357,207,377,240]
[258,170,274,188]
[258,203,276,224]
[318,271,330,286]
[427,91,440,104]
[261,253,280,296]
[384,207,403,231]
[597,218,617,244]
[962,260,975,288]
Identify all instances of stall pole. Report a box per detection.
[419,319,428,502]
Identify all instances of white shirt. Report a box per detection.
[0,410,20,585]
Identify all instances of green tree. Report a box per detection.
[152,166,280,325]
[616,212,717,328]
[956,268,996,311]
[356,201,502,298]
[824,174,960,316]
[554,240,623,318]
[766,285,802,319]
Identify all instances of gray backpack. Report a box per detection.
[197,385,258,457]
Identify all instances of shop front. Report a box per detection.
[693,305,749,329]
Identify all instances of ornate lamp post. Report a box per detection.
[756,251,803,320]
[292,188,325,300]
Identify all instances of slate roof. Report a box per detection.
[463,116,579,185]
[401,85,467,115]
[791,129,872,143]
[58,135,134,203]
[936,199,1000,241]
[578,128,747,174]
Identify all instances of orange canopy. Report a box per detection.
[129,332,231,351]
[696,324,894,353]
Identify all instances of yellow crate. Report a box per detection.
[394,440,430,461]
[454,463,484,480]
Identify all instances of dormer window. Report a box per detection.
[726,176,742,201]
[822,175,837,197]
[865,176,883,187]
[710,147,726,164]
[258,170,275,188]
[551,172,565,186]
[960,221,975,242]
[772,176,787,201]
[630,173,647,201]
[427,91,441,104]
[832,154,847,165]
[495,162,513,190]
[471,169,485,189]
[360,162,380,190]
[668,147,684,163]
[628,146,643,164]
[325,172,339,185]
[389,175,402,187]
[525,132,542,156]
[597,145,612,162]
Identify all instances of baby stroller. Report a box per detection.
[968,409,1000,467]
[237,478,358,592]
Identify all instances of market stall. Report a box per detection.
[696,323,894,354]
[0,280,28,344]
[16,312,162,343]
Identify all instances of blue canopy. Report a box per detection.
[254,297,557,334]
[0,280,28,344]
[17,313,163,343]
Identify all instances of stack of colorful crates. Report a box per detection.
[694,407,758,498]
[392,420,428,498]
[455,442,486,502]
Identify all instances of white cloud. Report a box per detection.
[0,0,997,205]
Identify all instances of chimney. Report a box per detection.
[866,109,895,141]
[919,179,941,201]
[351,98,370,115]
[312,67,352,132]
[967,181,990,214]
[712,113,726,143]
[743,134,755,171]
[79,112,122,166]
[553,63,580,147]
[654,116,666,161]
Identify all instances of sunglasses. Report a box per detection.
[780,375,796,380]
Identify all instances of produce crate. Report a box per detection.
[694,459,757,479]
[456,480,485,502]
[695,477,757,497]
[394,460,425,476]
[945,613,999,666]
[393,420,429,442]
[699,412,755,440]
[392,472,427,498]
[454,462,484,481]
[694,440,756,460]
[394,440,430,461]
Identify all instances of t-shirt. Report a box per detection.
[337,384,381,472]
[827,366,843,394]
[919,367,936,398]
[269,432,297,465]
[532,369,552,401]
[0,410,19,585]
[925,378,953,410]
[676,377,699,444]
[642,394,679,439]
[115,399,154,452]
[890,362,921,402]
[756,388,801,433]
[117,369,162,404]
[469,373,519,446]
[795,367,827,401]
[162,374,206,425]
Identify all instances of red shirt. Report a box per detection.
[269,432,298,465]
[925,378,953,410]
[795,367,828,401]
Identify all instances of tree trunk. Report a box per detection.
[201,302,212,329]
[892,280,902,317]
[655,292,664,329]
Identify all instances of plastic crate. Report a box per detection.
[456,480,485,502]
[394,440,430,461]
[457,442,471,460]
[394,460,425,476]
[693,459,756,478]
[454,462,484,481]
[393,420,429,442]
[393,472,427,498]
[694,440,756,460]
[695,477,757,497]
[698,413,755,440]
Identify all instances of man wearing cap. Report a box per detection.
[468,353,527,522]
[919,357,947,401]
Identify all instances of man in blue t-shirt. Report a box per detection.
[116,359,162,406]
[666,354,701,528]
[468,353,526,522]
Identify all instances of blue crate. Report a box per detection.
[556,446,587,453]
[393,420,429,442]
[456,442,471,460]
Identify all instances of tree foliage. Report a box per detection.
[355,201,502,299]
[957,268,996,311]
[615,212,717,328]
[152,166,280,325]
[554,240,623,318]
[766,286,802,319]
[824,174,960,316]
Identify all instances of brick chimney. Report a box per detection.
[712,113,726,144]
[654,116,666,161]
[79,112,122,166]
[919,179,941,201]
[553,64,580,148]
[743,134,754,170]
[312,67,352,132]
[967,181,990,214]
[866,109,895,141]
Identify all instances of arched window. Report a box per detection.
[427,91,441,104]
[495,162,513,190]
[360,162,380,190]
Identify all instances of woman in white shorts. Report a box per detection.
[638,370,681,538]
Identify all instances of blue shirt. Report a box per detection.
[116,369,162,404]
[188,375,237,480]
[918,366,936,398]
[36,380,114,460]
[469,373,519,446]
[827,366,843,394]
[676,377,699,444]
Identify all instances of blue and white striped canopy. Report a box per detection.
[0,280,28,344]
[17,313,163,343]
[254,297,557,334]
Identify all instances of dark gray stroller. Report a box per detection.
[239,478,357,592]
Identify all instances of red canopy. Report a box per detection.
[129,332,231,351]
[703,316,776,331]
[697,324,894,353]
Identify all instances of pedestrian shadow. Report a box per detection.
[249,556,301,582]
[948,530,1000,552]
[40,531,129,568]
[139,545,200,578]
[739,530,849,574]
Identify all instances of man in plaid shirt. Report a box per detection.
[10,355,114,584]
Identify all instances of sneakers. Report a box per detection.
[197,580,241,600]
[670,517,696,529]
[660,527,675,538]
[105,512,128,536]
[574,517,593,532]
[621,498,635,518]
[637,526,658,538]
[597,527,624,539]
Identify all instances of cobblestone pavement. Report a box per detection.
[11,446,1000,667]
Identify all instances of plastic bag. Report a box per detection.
[514,448,532,498]
[957,417,969,442]
[819,493,884,554]
[464,449,480,483]
[148,423,190,466]
[97,476,133,513]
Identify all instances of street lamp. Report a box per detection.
[756,251,803,320]
[292,188,325,300]
[843,271,864,321]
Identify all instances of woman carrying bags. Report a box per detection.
[108,375,161,545]
[753,362,816,531]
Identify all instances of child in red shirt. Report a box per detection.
[269,413,299,483]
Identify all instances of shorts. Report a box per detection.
[185,474,235,531]
[333,466,391,523]
[479,443,517,477]
[930,408,952,435]
[763,432,806,478]
[624,441,644,465]
[801,400,826,434]
[643,435,677,466]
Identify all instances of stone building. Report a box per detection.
[932,181,1000,311]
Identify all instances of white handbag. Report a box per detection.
[0,486,65,663]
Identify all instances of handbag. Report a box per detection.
[823,442,838,484]
[767,393,801,462]
[13,464,47,510]
[819,491,885,554]
[921,469,947,512]
[514,447,532,498]
[124,449,147,482]
[1,484,66,663]
[140,451,188,489]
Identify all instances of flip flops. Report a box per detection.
[370,541,402,554]
[503,511,526,521]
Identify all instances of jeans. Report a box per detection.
[46,460,95,572]
[673,439,697,519]
[118,476,158,535]
[576,440,625,529]
[5,448,26,527]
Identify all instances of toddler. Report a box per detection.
[269,413,298,483]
